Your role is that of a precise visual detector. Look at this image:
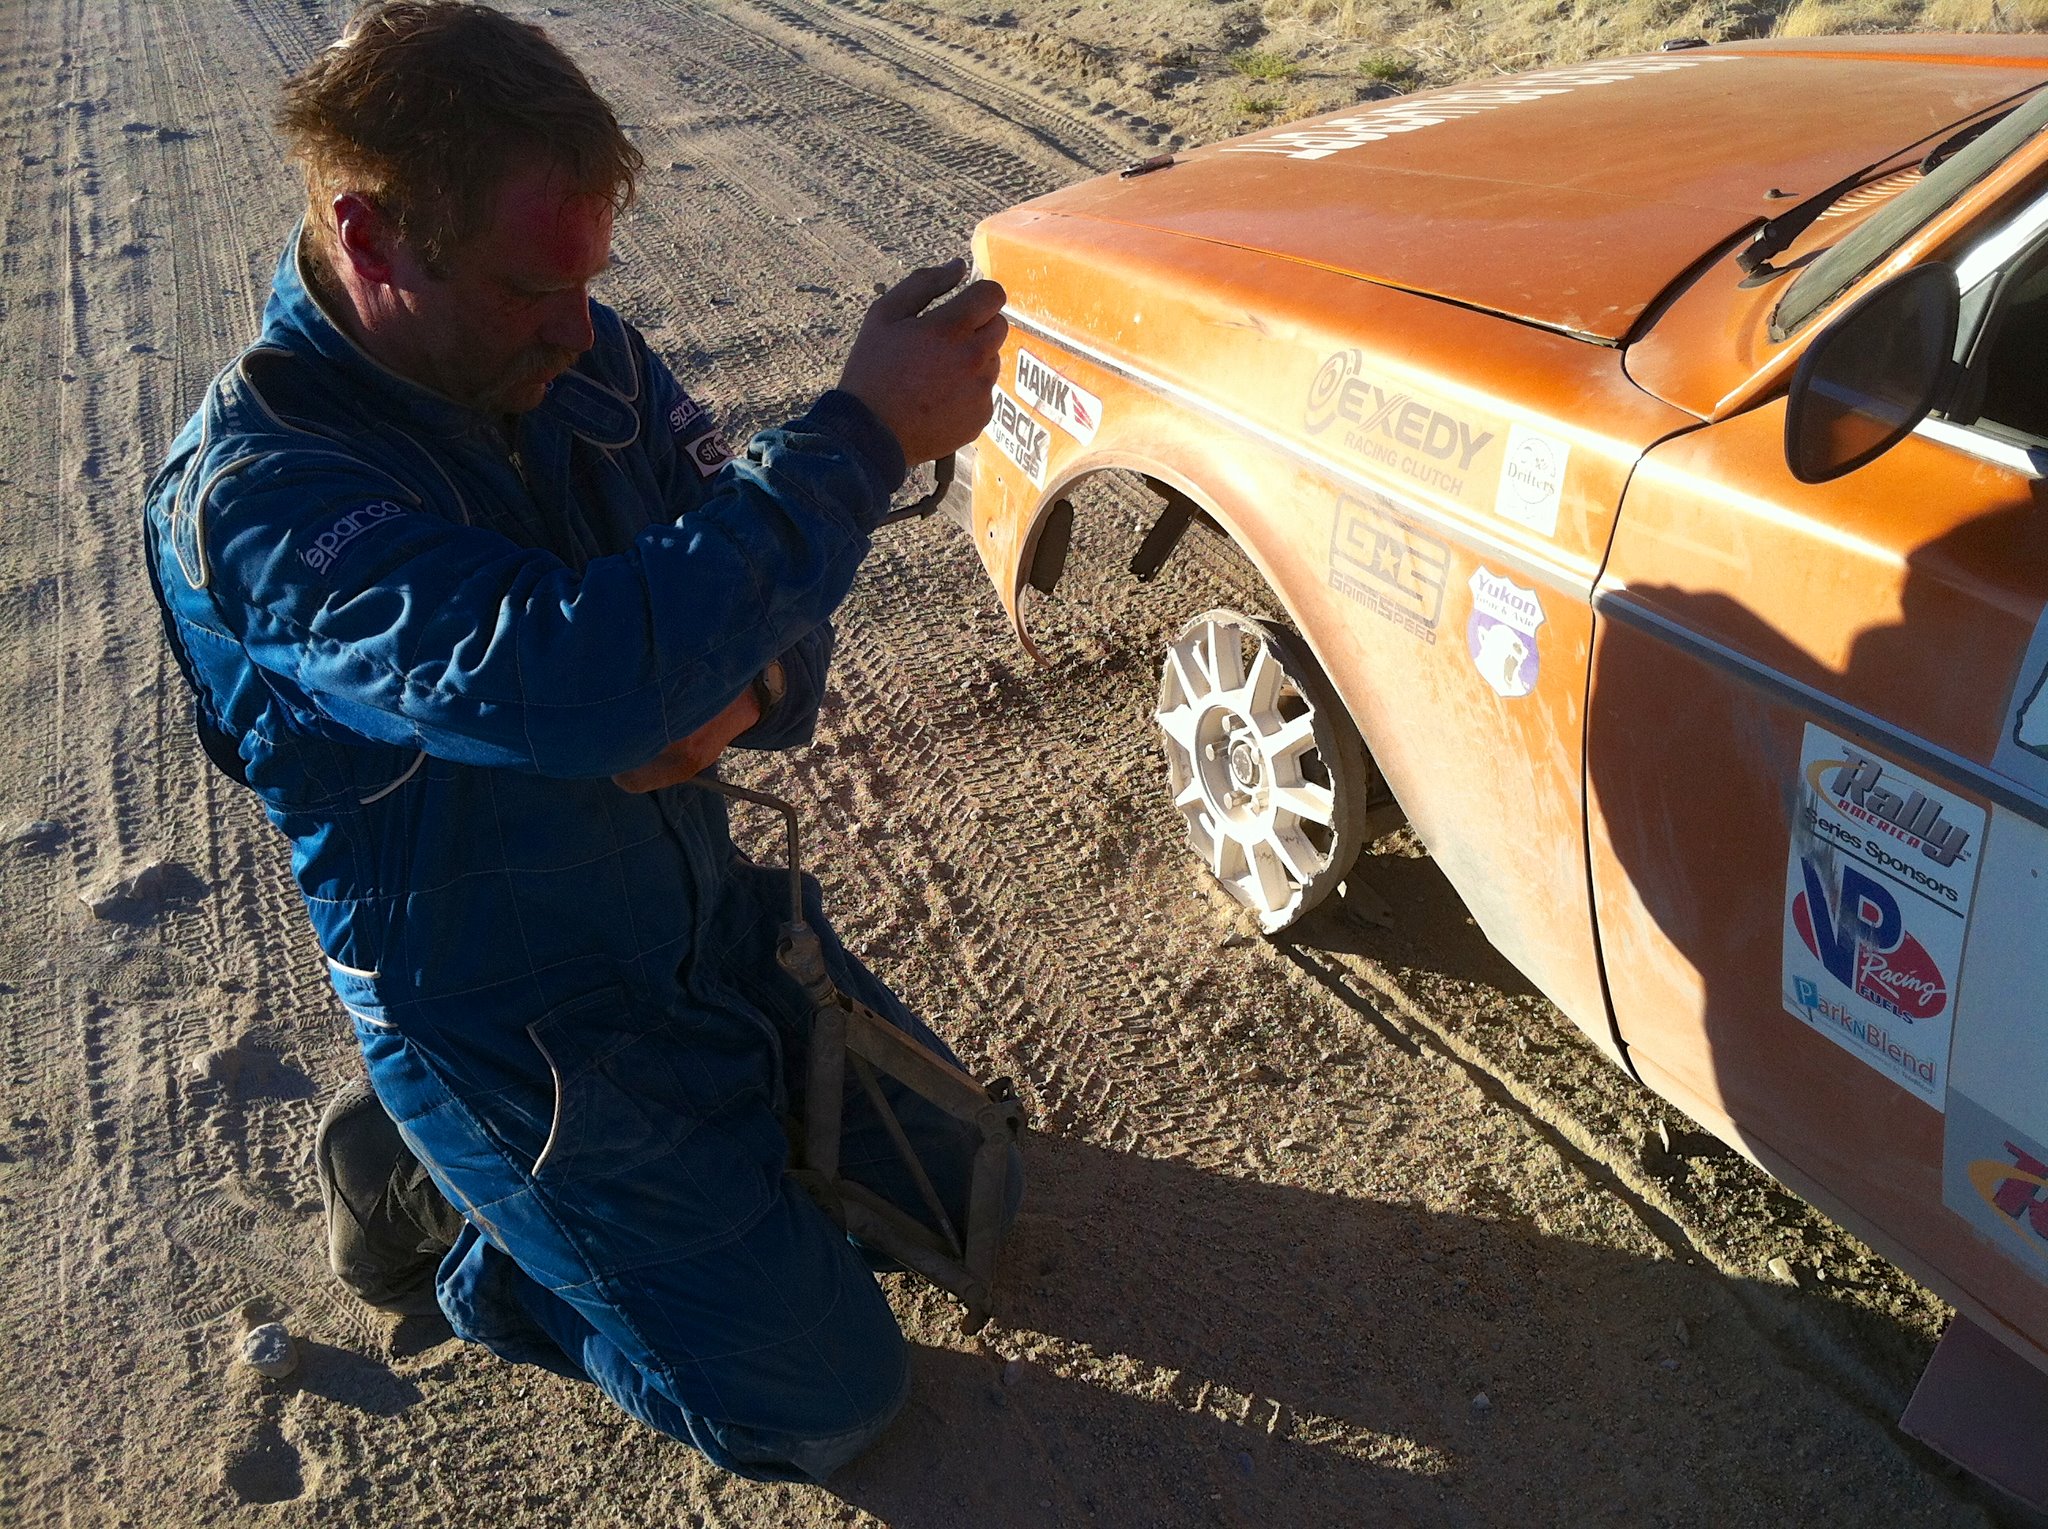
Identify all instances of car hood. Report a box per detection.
[1024,37,2048,342]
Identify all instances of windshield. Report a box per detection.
[1776,85,2048,337]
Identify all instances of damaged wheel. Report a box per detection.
[1154,608,1372,933]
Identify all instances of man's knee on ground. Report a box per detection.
[701,1320,911,1484]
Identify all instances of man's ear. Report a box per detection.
[332,192,399,286]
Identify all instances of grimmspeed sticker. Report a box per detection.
[1305,350,1504,513]
[1493,423,1570,537]
[1465,569,1542,698]
[1220,54,1742,162]
[1781,723,1984,1107]
[1327,488,1448,644]
[985,384,1050,488]
[301,499,406,575]
[1939,810,2048,1281]
[1015,349,1100,445]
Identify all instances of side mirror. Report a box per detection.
[1784,263,1960,484]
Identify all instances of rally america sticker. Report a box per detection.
[1492,423,1569,537]
[1015,349,1100,444]
[986,383,1050,488]
[1465,569,1543,698]
[1781,723,1984,1107]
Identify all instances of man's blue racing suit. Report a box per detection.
[142,235,1008,1481]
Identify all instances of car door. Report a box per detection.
[1585,187,2048,1348]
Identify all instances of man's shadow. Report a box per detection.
[837,1131,1839,1528]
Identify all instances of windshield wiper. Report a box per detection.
[1735,163,1880,279]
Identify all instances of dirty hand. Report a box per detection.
[612,688,761,793]
[839,258,1007,466]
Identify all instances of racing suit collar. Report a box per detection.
[261,225,505,442]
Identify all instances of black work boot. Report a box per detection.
[314,1080,466,1315]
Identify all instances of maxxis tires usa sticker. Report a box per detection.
[1781,722,1983,1108]
[986,383,1050,488]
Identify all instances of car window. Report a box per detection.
[1776,86,2048,338]
[1954,236,2048,444]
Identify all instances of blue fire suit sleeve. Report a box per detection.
[201,394,906,779]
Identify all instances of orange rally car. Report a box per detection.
[959,34,2048,1501]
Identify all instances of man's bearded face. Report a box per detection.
[413,164,614,414]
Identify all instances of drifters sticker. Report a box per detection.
[986,384,1050,488]
[1781,723,1983,1107]
[1493,424,1569,537]
[1465,569,1542,697]
[1015,349,1100,445]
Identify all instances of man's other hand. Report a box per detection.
[839,259,1007,466]
[612,688,762,793]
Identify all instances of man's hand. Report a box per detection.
[612,687,762,793]
[839,259,1007,466]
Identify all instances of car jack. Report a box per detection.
[693,776,1024,1332]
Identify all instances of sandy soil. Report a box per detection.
[0,0,2022,1523]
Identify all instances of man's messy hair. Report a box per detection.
[277,1,643,274]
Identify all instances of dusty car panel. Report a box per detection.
[968,210,1696,1057]
[1014,38,2048,341]
[964,32,2048,1488]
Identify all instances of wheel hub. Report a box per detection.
[1156,610,1359,931]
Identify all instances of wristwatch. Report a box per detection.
[751,659,787,717]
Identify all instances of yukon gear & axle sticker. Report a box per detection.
[1466,569,1542,698]
[1782,723,1984,1107]
[986,383,1050,488]
[1326,488,1448,643]
[1015,349,1100,445]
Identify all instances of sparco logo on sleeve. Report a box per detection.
[301,500,406,574]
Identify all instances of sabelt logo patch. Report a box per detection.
[1327,488,1449,643]
[1015,350,1100,444]
[1304,350,1503,511]
[986,384,1050,488]
[301,499,406,575]
[1780,723,1985,1107]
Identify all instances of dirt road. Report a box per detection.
[0,1,2006,1524]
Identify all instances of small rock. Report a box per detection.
[1674,1318,1691,1348]
[1767,1255,1799,1287]
[4,820,66,855]
[1655,1118,1672,1154]
[1657,1357,1680,1372]
[80,860,168,919]
[1219,930,1253,950]
[1001,1359,1023,1387]
[1419,1250,1439,1265]
[1470,1391,1491,1413]
[1235,1450,1254,1477]
[239,1322,297,1379]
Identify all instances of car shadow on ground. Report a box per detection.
[832,1131,1943,1528]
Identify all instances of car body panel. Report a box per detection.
[1019,38,2048,342]
[966,41,2048,1384]
[1591,401,2048,1371]
[968,211,1694,1062]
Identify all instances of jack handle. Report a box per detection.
[876,452,955,528]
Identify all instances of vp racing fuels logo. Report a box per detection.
[301,499,406,575]
[1791,859,1947,1021]
[1306,350,1495,501]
